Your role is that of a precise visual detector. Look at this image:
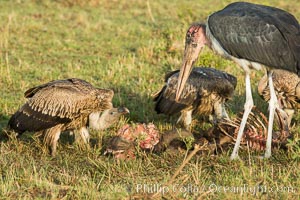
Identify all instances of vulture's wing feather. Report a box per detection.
[154,85,190,115]
[258,69,300,109]
[8,104,71,133]
[8,78,114,133]
[154,67,237,115]
[192,68,237,99]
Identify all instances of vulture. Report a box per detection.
[8,78,129,156]
[258,69,300,129]
[175,2,300,159]
[154,67,237,129]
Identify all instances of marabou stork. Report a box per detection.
[175,2,300,159]
[154,67,237,129]
[258,69,300,129]
[8,78,129,156]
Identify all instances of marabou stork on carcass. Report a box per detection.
[8,78,129,156]
[153,67,237,130]
[175,2,300,159]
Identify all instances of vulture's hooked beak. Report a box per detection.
[118,107,130,114]
[175,24,207,101]
[275,108,290,132]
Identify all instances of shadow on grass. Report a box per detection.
[0,112,88,154]
[0,114,10,142]
[109,84,160,123]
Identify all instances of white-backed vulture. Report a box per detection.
[258,69,300,129]
[8,78,129,156]
[153,67,237,129]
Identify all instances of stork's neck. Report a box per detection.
[200,24,210,48]
[89,111,112,130]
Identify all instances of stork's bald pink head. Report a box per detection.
[176,23,207,101]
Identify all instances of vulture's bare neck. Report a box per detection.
[89,110,115,130]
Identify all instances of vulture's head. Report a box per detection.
[89,107,130,130]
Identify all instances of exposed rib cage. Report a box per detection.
[217,107,290,150]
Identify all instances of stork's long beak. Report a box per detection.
[176,50,195,101]
[175,40,204,101]
[175,24,207,102]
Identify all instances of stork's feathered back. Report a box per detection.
[154,67,237,116]
[208,2,300,74]
[8,78,114,134]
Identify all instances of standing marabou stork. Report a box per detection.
[8,78,129,156]
[154,67,237,129]
[175,2,300,159]
[258,69,300,129]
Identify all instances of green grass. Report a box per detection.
[0,0,299,199]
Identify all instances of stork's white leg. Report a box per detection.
[265,71,278,158]
[230,72,253,160]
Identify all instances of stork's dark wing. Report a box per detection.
[208,2,300,74]
[8,78,114,133]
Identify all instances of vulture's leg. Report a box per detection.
[44,126,61,156]
[230,72,253,160]
[79,127,90,144]
[213,101,229,123]
[50,130,61,157]
[73,127,90,152]
[73,129,81,143]
[177,110,193,130]
[221,104,229,119]
[284,108,294,128]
